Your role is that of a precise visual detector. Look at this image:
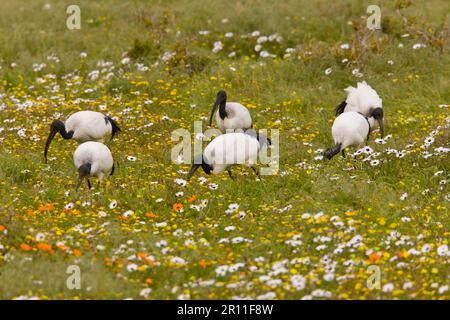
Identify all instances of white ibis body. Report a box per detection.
[335,81,384,137]
[73,141,114,190]
[187,132,270,180]
[44,111,121,161]
[324,111,376,160]
[209,90,252,133]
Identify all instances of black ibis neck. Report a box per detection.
[201,156,213,174]
[358,112,371,139]
[51,120,73,139]
[60,126,74,139]
[79,163,92,176]
[218,101,227,120]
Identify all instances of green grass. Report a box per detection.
[0,0,449,299]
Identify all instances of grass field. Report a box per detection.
[0,0,448,299]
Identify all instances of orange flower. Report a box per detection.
[146,212,156,219]
[199,260,208,268]
[57,243,69,251]
[0,225,5,232]
[172,203,184,212]
[38,203,46,212]
[26,209,34,216]
[137,252,148,260]
[145,278,154,285]
[398,250,409,259]
[104,257,112,267]
[368,252,381,264]
[20,243,31,251]
[37,243,53,252]
[73,249,82,257]
[187,195,197,203]
[47,203,54,212]
[145,259,156,267]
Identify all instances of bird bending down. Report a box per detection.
[335,81,384,137]
[209,90,252,133]
[187,132,271,180]
[73,141,114,190]
[44,110,121,161]
[324,111,377,160]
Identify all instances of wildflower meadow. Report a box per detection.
[0,0,448,301]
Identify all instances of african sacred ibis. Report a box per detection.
[324,111,379,159]
[335,81,384,137]
[187,132,270,180]
[209,90,252,132]
[44,111,121,161]
[73,141,114,190]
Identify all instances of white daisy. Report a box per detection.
[109,200,118,209]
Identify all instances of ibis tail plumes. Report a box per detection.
[209,90,252,133]
[44,111,121,162]
[335,81,384,138]
[325,111,376,160]
[187,132,270,180]
[73,141,114,191]
[334,101,347,116]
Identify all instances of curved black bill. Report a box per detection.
[378,118,384,138]
[44,127,58,162]
[209,102,219,126]
[187,164,201,181]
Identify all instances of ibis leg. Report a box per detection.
[251,166,261,179]
[75,178,82,191]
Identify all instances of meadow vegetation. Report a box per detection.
[0,0,448,299]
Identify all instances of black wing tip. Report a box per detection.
[335,101,347,116]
